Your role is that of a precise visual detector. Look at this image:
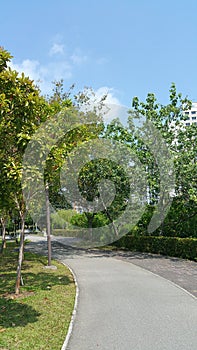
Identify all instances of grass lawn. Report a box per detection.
[0,241,76,350]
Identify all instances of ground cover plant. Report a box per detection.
[0,241,75,350]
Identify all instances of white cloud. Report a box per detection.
[8,41,122,117]
[9,59,41,82]
[91,87,128,125]
[93,87,120,105]
[78,86,128,124]
[7,39,93,95]
[9,59,128,123]
[49,43,65,56]
[103,103,128,125]
[9,58,72,95]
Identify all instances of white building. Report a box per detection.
[183,102,197,126]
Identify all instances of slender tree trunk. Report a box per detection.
[15,213,25,295]
[85,212,94,241]
[105,210,119,237]
[0,217,6,253]
[99,192,119,237]
[45,183,51,266]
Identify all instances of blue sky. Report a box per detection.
[1,0,197,107]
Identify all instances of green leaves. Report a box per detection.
[106,84,196,236]
[0,48,48,216]
[0,47,12,72]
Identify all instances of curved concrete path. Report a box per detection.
[59,251,197,350]
[26,236,197,350]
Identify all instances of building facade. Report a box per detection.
[183,102,197,126]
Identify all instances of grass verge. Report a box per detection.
[0,241,76,350]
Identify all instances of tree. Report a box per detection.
[75,157,130,238]
[0,47,49,293]
[22,80,107,250]
[0,195,16,252]
[104,83,196,236]
[0,49,107,290]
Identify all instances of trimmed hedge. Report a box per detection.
[113,235,197,261]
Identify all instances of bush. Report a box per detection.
[129,202,197,239]
[112,235,197,261]
[70,212,109,228]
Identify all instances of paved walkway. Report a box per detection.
[26,236,197,350]
[92,249,197,298]
[26,235,197,297]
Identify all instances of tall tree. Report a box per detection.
[104,83,196,236]
[22,81,106,250]
[0,47,49,293]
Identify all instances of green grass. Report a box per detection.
[0,241,76,350]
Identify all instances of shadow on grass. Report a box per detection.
[0,245,49,282]
[0,271,72,295]
[21,271,72,292]
[0,297,41,328]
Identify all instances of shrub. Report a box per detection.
[113,235,197,261]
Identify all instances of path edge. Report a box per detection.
[61,262,79,350]
[117,257,197,300]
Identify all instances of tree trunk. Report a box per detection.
[105,210,119,237]
[15,213,25,295]
[45,183,51,266]
[85,212,94,241]
[99,192,119,237]
[0,217,6,253]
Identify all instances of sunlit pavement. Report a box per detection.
[26,235,197,350]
